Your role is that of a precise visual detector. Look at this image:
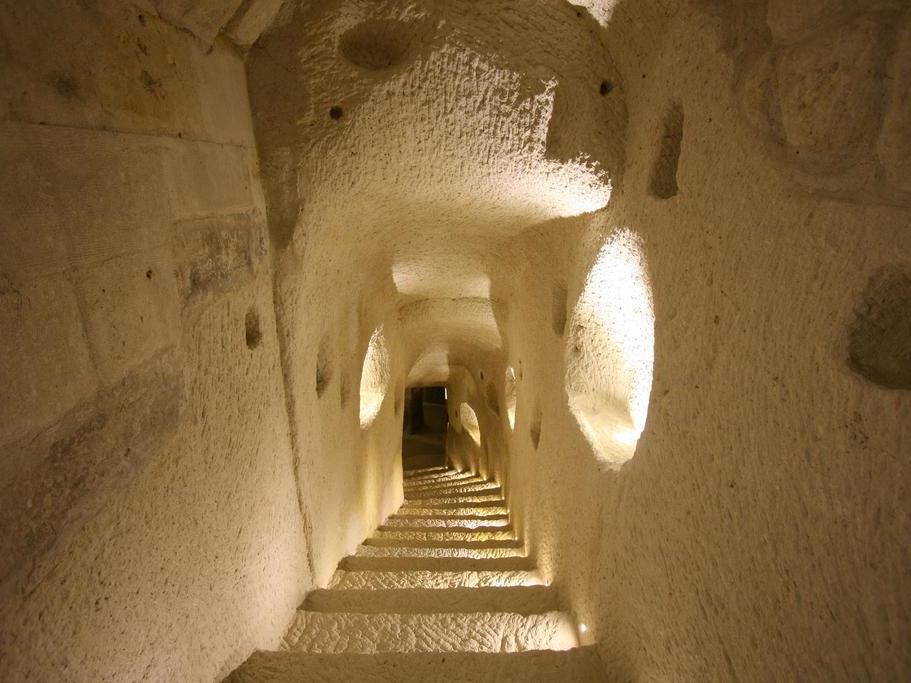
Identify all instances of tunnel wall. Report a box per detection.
[264,243,406,588]
[0,3,309,680]
[499,1,911,680]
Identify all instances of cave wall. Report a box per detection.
[498,0,911,679]
[1,0,908,680]
[0,2,308,679]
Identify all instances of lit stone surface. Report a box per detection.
[402,493,505,506]
[2,0,910,680]
[283,611,577,654]
[327,570,542,591]
[354,544,524,559]
[304,585,558,615]
[405,482,501,497]
[229,466,587,676]
[395,505,511,517]
[340,554,535,573]
[381,517,512,529]
[228,648,606,682]
[372,528,516,543]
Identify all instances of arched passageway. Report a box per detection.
[1,0,909,681]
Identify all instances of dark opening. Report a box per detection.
[402,386,448,471]
[649,100,683,199]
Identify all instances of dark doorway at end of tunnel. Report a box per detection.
[402,386,448,471]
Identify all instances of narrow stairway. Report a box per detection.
[229,465,605,681]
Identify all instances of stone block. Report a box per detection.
[0,272,98,444]
[75,248,180,385]
[0,349,182,594]
[225,0,286,48]
[163,142,256,220]
[153,0,243,45]
[0,127,70,278]
[194,47,258,147]
[0,123,172,276]
[0,1,253,143]
[172,212,265,302]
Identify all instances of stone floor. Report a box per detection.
[227,465,606,681]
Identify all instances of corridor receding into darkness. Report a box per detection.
[1,0,910,681]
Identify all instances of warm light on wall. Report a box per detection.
[504,366,517,430]
[458,403,481,445]
[564,228,655,468]
[359,326,390,428]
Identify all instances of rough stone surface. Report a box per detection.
[230,466,587,678]
[776,15,886,165]
[373,528,515,543]
[0,3,306,681]
[3,0,911,680]
[228,648,607,682]
[735,2,911,205]
[649,101,683,198]
[284,610,576,654]
[153,0,244,44]
[328,570,542,591]
[381,517,512,529]
[305,585,558,615]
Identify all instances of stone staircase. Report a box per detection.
[228,466,605,681]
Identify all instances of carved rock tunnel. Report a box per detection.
[0,0,910,681]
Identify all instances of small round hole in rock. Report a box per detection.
[329,106,344,120]
[600,80,613,95]
[245,308,262,349]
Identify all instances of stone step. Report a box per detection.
[404,473,483,485]
[395,506,509,517]
[404,472,481,486]
[404,480,497,496]
[381,514,511,529]
[404,465,449,474]
[303,585,558,615]
[404,486,498,499]
[328,569,543,590]
[402,494,505,506]
[364,536,521,550]
[339,554,534,572]
[228,646,607,682]
[373,527,515,543]
[406,487,502,502]
[281,610,578,654]
[353,544,524,560]
[403,468,462,481]
[381,517,511,530]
